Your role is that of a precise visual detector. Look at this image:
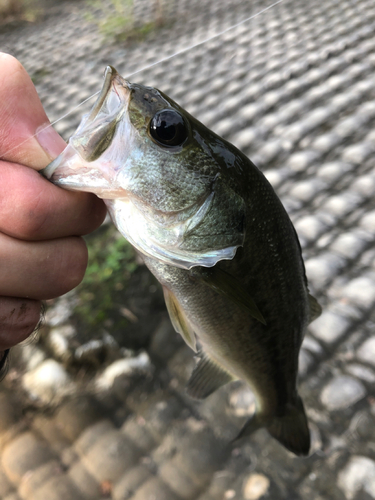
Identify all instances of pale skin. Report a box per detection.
[0,53,107,361]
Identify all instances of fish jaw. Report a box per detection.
[41,66,134,199]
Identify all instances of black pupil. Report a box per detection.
[150,110,187,147]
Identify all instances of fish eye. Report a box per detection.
[150,109,188,147]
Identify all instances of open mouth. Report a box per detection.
[40,66,132,197]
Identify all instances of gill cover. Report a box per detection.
[42,66,246,270]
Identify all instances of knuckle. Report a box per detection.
[53,237,88,296]
[0,298,41,349]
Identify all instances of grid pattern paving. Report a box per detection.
[1,0,375,498]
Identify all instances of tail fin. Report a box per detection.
[235,396,311,457]
[267,396,310,456]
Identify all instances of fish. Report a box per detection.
[42,66,321,456]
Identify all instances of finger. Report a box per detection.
[0,53,66,169]
[0,161,107,240]
[0,233,88,300]
[0,297,42,350]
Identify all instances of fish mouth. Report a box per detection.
[41,66,132,197]
[86,65,116,124]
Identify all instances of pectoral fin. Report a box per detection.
[186,352,234,399]
[190,267,266,325]
[308,293,322,323]
[163,287,197,352]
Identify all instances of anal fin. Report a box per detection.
[163,287,197,352]
[186,352,234,399]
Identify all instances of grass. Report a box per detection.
[0,0,41,24]
[0,0,22,19]
[85,0,168,43]
[73,223,138,331]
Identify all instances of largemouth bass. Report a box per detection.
[42,66,321,456]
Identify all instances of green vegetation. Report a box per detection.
[0,0,41,24]
[73,223,138,330]
[30,67,51,85]
[0,0,22,19]
[85,0,167,43]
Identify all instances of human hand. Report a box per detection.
[0,53,107,363]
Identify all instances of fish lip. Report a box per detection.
[41,66,132,185]
[86,66,118,124]
[41,153,62,180]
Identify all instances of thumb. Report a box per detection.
[0,53,66,170]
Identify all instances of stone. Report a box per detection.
[342,143,375,165]
[294,216,326,243]
[68,461,102,499]
[298,348,314,377]
[256,139,283,163]
[142,397,183,442]
[20,344,46,372]
[330,231,369,259]
[290,179,325,202]
[360,210,375,233]
[48,324,75,362]
[18,460,63,499]
[113,465,152,500]
[320,375,366,411]
[31,415,70,452]
[81,430,141,483]
[357,337,375,367]
[304,253,345,290]
[316,162,353,183]
[22,360,73,403]
[31,474,85,500]
[228,385,256,417]
[130,477,180,500]
[352,174,375,197]
[60,447,79,468]
[0,392,22,433]
[148,316,183,363]
[342,277,375,309]
[3,494,21,500]
[312,133,341,154]
[237,102,265,123]
[121,416,158,453]
[54,395,107,442]
[338,456,375,500]
[159,460,202,499]
[2,432,56,483]
[75,420,116,456]
[243,473,270,500]
[346,364,375,383]
[44,293,76,326]
[308,310,350,344]
[0,465,14,497]
[168,422,228,487]
[302,336,323,355]
[286,150,321,172]
[321,193,361,218]
[263,168,290,189]
[96,352,152,391]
